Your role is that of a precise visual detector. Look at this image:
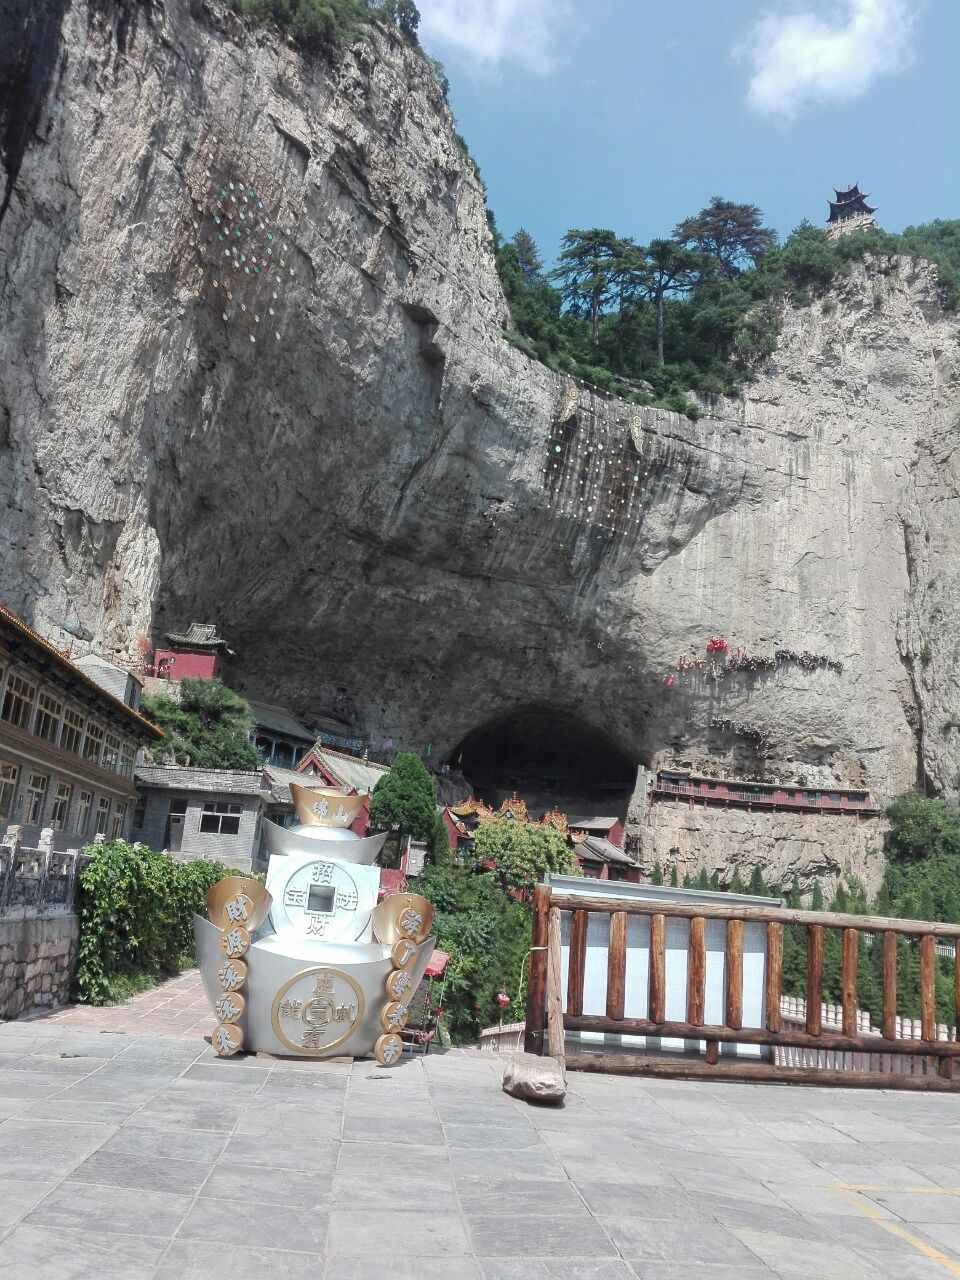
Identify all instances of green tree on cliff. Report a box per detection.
[141,679,259,769]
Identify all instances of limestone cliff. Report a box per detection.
[2,0,960,869]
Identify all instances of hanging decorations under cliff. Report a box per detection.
[663,633,844,690]
[181,112,305,351]
[540,385,650,540]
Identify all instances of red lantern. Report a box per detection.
[496,991,510,1007]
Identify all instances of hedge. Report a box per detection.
[73,840,244,1004]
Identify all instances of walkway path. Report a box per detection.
[2,983,960,1277]
[37,971,211,1039]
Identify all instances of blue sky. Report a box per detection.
[417,0,959,261]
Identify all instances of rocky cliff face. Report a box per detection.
[2,0,960,854]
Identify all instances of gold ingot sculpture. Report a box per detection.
[374,1032,404,1066]
[371,893,434,945]
[391,937,417,970]
[290,782,366,828]
[212,1022,244,1057]
[380,1000,409,1033]
[218,924,250,959]
[207,877,272,932]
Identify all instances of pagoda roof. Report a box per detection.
[162,622,231,651]
[828,183,876,221]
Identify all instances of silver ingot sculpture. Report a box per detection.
[194,785,436,1063]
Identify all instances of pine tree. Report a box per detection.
[548,229,621,342]
[876,876,893,917]
[729,869,746,894]
[651,860,664,885]
[511,229,543,284]
[674,196,778,278]
[710,870,720,890]
[696,868,710,891]
[368,753,439,863]
[811,882,825,911]
[787,878,802,909]
[669,864,679,888]
[748,864,766,896]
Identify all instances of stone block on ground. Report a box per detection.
[502,1052,566,1105]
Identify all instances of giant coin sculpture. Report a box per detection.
[194,783,436,1063]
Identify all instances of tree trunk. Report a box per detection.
[656,291,665,366]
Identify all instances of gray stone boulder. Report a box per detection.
[502,1052,566,1105]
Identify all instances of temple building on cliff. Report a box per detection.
[826,183,877,239]
[443,794,639,882]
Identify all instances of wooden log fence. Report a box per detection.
[524,884,960,1091]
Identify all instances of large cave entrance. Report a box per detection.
[451,705,637,819]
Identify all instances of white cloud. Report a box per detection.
[735,0,919,119]
[417,0,573,75]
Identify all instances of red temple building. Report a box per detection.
[443,794,639,882]
[651,769,880,817]
[150,623,231,681]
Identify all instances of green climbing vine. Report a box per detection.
[73,841,247,1005]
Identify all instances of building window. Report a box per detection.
[132,794,146,832]
[61,708,85,755]
[83,723,105,764]
[95,796,111,835]
[1,674,36,730]
[102,734,120,772]
[200,800,243,836]
[26,772,48,825]
[50,782,73,831]
[0,762,19,822]
[119,743,135,779]
[34,692,63,744]
[110,801,126,839]
[76,790,93,835]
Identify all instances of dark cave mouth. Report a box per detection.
[450,705,637,812]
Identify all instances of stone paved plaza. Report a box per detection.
[2,978,960,1278]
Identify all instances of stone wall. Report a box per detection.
[631,800,889,898]
[0,913,78,1019]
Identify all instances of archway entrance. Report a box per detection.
[451,705,637,818]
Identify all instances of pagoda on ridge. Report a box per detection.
[826,183,877,239]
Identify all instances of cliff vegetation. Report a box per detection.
[496,208,960,417]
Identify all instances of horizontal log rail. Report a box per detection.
[525,882,960,1092]
[547,892,960,938]
[564,1013,960,1058]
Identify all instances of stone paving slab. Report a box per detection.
[3,985,960,1277]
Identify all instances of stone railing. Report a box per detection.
[478,1021,525,1053]
[778,995,955,1077]
[0,844,83,919]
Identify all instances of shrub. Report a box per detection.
[73,841,244,1004]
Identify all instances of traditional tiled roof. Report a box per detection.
[576,835,639,867]
[134,765,263,795]
[246,699,314,743]
[497,793,529,822]
[261,764,353,805]
[539,806,569,834]
[0,602,162,740]
[163,623,229,650]
[565,815,619,832]
[299,746,388,795]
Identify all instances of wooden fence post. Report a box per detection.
[524,882,551,1055]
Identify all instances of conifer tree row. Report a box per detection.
[495,204,960,418]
